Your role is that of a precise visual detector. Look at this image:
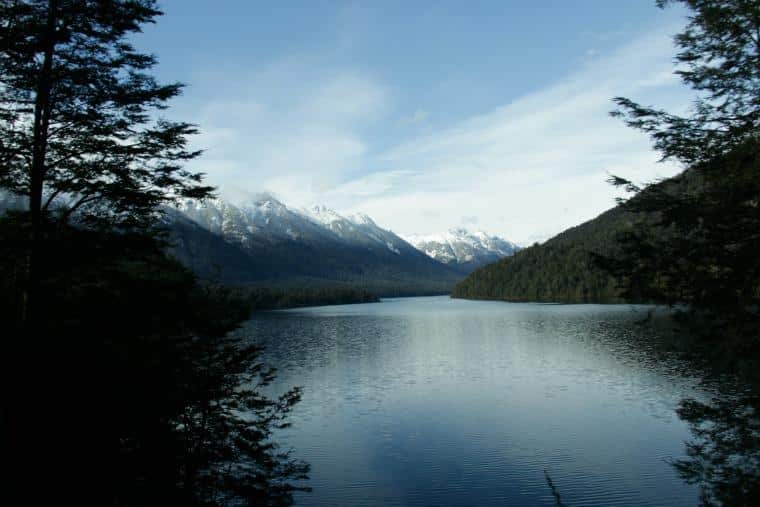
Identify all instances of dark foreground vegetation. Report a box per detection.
[0,2,308,505]
[1,220,309,505]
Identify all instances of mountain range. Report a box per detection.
[165,195,454,295]
[406,228,520,272]
[0,191,519,295]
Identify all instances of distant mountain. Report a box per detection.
[167,195,463,295]
[173,196,334,246]
[0,190,467,295]
[301,205,403,254]
[406,228,520,273]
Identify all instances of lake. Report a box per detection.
[239,296,707,506]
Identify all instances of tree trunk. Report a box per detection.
[25,0,58,330]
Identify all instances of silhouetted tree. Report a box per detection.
[607,5,760,505]
[0,3,310,505]
[605,0,760,324]
[612,0,760,166]
[0,0,212,324]
[0,222,310,505]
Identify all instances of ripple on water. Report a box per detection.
[239,297,704,507]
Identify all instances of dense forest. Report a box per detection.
[451,205,632,303]
[246,287,379,310]
[451,170,704,304]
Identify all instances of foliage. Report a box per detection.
[0,3,310,505]
[0,217,309,505]
[612,0,760,166]
[607,3,760,505]
[607,0,760,327]
[0,0,212,228]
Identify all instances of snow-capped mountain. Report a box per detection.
[0,189,474,293]
[300,205,404,254]
[406,228,520,272]
[167,195,463,294]
[173,196,409,256]
[174,195,330,246]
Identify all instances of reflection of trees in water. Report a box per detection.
[673,396,760,507]
[544,470,566,507]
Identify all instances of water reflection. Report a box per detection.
[239,297,708,506]
[671,395,760,506]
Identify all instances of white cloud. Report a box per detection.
[332,23,689,244]
[181,21,690,245]
[182,59,390,206]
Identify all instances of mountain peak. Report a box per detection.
[407,227,519,271]
[350,212,375,226]
[248,194,288,213]
[165,195,463,293]
[302,204,347,227]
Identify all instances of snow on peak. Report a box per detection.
[171,195,410,258]
[299,206,378,229]
[349,212,376,226]
[406,226,520,266]
[304,204,345,224]
[249,195,289,215]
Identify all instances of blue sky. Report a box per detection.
[138,1,691,244]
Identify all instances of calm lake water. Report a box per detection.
[239,296,707,506]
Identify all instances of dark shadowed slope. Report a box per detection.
[451,206,632,303]
[166,199,463,296]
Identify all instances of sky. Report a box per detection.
[137,1,693,245]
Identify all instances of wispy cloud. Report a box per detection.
[330,23,688,244]
[183,21,689,245]
[183,58,390,205]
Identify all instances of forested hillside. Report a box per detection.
[246,287,379,310]
[451,166,720,304]
[451,205,634,303]
[168,214,461,296]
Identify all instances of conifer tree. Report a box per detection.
[612,0,760,165]
[0,0,211,224]
[608,0,760,320]
[0,3,310,505]
[0,0,212,324]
